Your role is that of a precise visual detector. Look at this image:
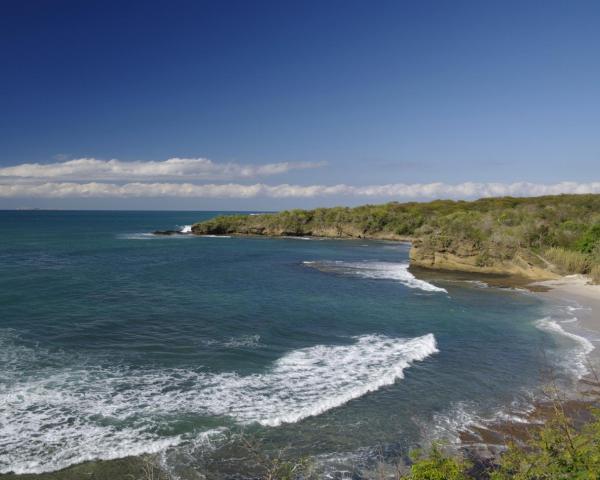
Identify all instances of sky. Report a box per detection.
[0,0,599,210]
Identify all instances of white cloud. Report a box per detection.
[0,157,325,180]
[1,181,599,199]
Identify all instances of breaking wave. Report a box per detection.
[0,331,437,474]
[535,317,595,377]
[303,260,447,293]
[117,232,157,240]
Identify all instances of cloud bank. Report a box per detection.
[0,157,325,181]
[1,181,599,199]
[1,157,597,201]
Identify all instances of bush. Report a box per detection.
[577,223,600,254]
[406,445,470,480]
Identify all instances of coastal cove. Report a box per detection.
[4,0,600,475]
[1,210,599,479]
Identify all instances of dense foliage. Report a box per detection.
[193,194,600,281]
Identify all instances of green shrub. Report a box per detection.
[577,223,600,254]
[406,444,470,480]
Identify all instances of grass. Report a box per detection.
[543,246,590,274]
[591,265,600,284]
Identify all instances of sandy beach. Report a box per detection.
[535,275,600,331]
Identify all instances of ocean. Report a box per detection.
[0,211,593,478]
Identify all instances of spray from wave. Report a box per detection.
[303,260,447,293]
[0,331,437,474]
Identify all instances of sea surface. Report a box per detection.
[0,211,595,478]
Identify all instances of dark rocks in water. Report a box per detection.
[153,230,185,235]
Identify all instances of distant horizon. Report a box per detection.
[3,190,600,213]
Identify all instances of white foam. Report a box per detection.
[0,333,437,474]
[464,280,489,288]
[560,317,579,324]
[118,232,194,240]
[535,317,595,377]
[567,305,591,312]
[426,398,536,445]
[223,334,260,348]
[201,334,261,348]
[303,260,447,293]
[117,233,156,240]
[179,225,192,233]
[427,401,485,444]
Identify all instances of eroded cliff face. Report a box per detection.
[409,239,558,280]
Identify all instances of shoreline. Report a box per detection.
[456,273,600,465]
[534,274,600,335]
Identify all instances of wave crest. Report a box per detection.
[303,260,447,293]
[535,317,595,377]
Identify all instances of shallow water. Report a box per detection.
[0,211,593,477]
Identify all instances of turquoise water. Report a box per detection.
[0,211,589,477]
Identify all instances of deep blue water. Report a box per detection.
[0,211,589,477]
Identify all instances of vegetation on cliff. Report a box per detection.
[193,194,600,281]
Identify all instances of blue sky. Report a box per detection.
[1,0,599,209]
